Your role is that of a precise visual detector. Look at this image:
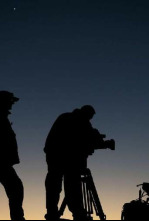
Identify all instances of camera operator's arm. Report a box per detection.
[83,129,105,156]
[90,129,115,151]
[91,129,105,149]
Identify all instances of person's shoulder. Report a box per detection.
[58,112,71,120]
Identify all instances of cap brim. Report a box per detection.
[13,97,20,102]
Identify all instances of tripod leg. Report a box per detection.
[86,170,106,220]
[87,188,93,215]
[83,176,93,219]
[82,177,88,213]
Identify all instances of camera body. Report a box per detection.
[92,129,115,151]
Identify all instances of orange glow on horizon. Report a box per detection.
[0,184,124,220]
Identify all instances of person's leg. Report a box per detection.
[45,169,63,220]
[0,167,25,221]
[64,170,87,220]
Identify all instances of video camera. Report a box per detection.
[92,129,115,151]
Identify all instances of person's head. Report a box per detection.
[80,105,96,120]
[0,91,19,112]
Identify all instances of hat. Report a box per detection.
[0,91,19,102]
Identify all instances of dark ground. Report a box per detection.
[60,219,99,221]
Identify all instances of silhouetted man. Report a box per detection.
[44,105,96,221]
[0,91,25,220]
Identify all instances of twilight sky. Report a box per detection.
[0,0,149,220]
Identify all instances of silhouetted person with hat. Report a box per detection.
[0,91,25,220]
[44,105,96,221]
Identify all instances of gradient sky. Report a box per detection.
[0,0,149,220]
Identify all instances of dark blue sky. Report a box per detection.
[0,0,149,219]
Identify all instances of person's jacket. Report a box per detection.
[44,110,95,169]
[0,112,20,166]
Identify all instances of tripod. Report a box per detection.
[59,168,106,220]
